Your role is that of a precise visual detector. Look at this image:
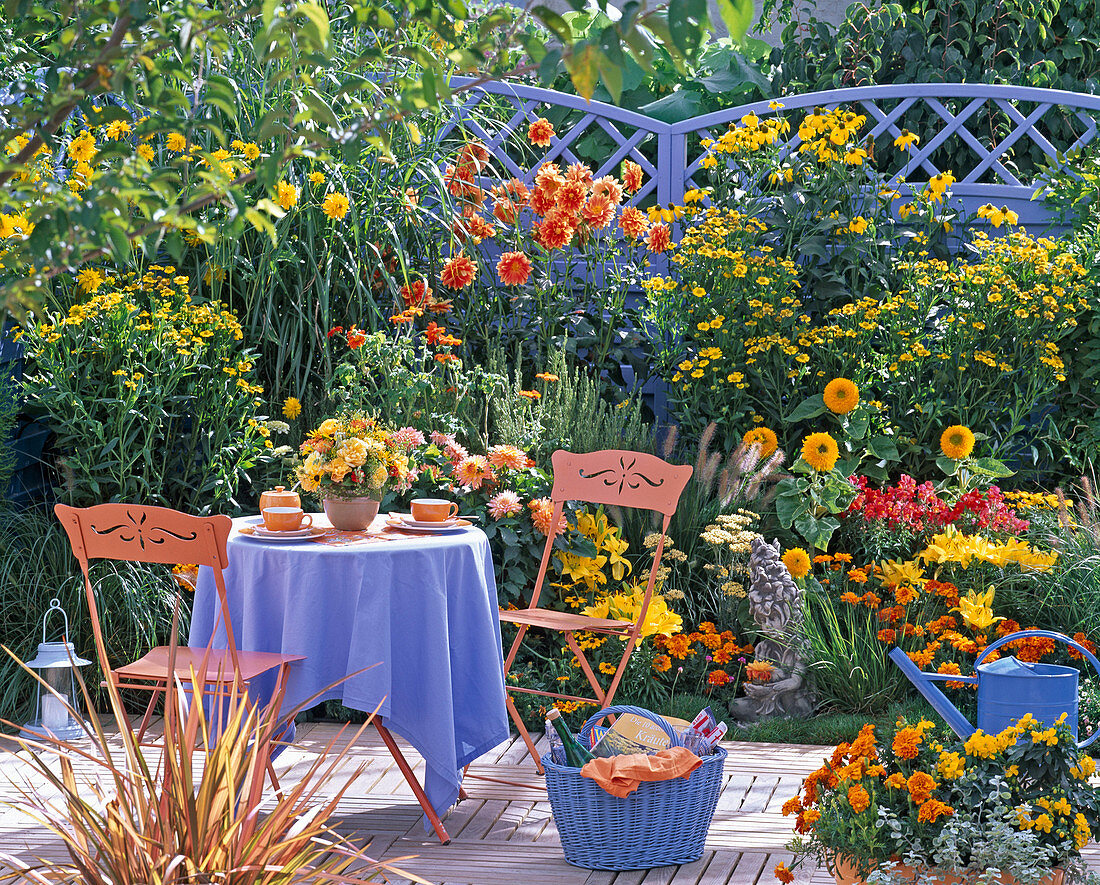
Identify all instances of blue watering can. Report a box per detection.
[888,629,1100,748]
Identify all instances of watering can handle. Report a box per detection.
[975,629,1100,749]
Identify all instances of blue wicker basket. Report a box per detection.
[543,705,726,870]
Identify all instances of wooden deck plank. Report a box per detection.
[2,724,1099,885]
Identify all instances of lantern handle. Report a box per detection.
[41,598,71,644]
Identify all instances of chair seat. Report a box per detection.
[113,646,305,684]
[499,606,632,634]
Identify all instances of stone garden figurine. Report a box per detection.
[729,537,814,722]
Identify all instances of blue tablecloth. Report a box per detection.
[189,515,509,824]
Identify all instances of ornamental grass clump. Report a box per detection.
[19,266,274,512]
[779,715,1100,885]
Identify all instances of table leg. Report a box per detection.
[373,720,452,845]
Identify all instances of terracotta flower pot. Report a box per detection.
[322,497,380,531]
[832,856,1063,885]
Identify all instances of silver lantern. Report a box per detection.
[19,598,92,742]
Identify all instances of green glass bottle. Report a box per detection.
[546,708,594,767]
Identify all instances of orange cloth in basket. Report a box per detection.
[580,747,703,798]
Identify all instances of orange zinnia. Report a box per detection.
[527,117,555,147]
[496,251,532,287]
[440,253,476,289]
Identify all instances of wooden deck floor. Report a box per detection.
[1,723,1098,885]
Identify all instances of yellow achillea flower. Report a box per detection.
[824,377,859,413]
[801,431,839,472]
[940,424,975,460]
[322,192,350,220]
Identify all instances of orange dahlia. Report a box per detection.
[581,194,615,229]
[619,206,649,239]
[646,222,672,253]
[440,253,476,289]
[527,117,555,147]
[622,159,644,193]
[496,251,532,286]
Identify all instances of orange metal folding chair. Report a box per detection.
[499,450,692,773]
[55,503,304,790]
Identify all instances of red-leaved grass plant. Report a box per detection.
[0,616,426,885]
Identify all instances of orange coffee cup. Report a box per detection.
[262,507,313,532]
[410,498,459,522]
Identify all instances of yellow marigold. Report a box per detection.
[940,425,975,460]
[782,547,811,579]
[322,192,350,220]
[823,377,859,414]
[282,396,302,419]
[276,180,299,211]
[743,426,778,458]
[801,432,839,472]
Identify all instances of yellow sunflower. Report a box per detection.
[940,425,975,460]
[824,377,859,414]
[782,547,811,579]
[742,426,779,459]
[801,432,840,472]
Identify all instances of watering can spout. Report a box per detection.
[887,647,978,740]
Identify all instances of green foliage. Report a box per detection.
[0,369,17,501]
[797,582,908,713]
[489,344,653,465]
[768,0,1100,180]
[550,9,772,121]
[0,0,723,317]
[327,328,506,450]
[0,506,181,728]
[20,267,276,512]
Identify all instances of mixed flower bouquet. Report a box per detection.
[778,715,1100,885]
[295,413,412,500]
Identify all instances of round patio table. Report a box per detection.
[188,513,509,835]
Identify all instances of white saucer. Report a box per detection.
[252,525,316,538]
[403,516,462,529]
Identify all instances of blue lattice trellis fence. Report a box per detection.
[446,79,1100,231]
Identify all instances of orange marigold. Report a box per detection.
[707,669,732,686]
[917,799,954,823]
[774,862,794,884]
[848,784,871,813]
[782,796,802,816]
[906,771,938,804]
[892,727,924,760]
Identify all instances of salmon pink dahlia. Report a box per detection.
[440,253,476,289]
[582,194,615,229]
[487,490,523,520]
[496,251,532,287]
[488,444,528,471]
[592,175,623,204]
[622,159,644,193]
[529,497,566,536]
[646,222,672,253]
[619,206,649,239]
[527,117,555,147]
[455,455,493,490]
